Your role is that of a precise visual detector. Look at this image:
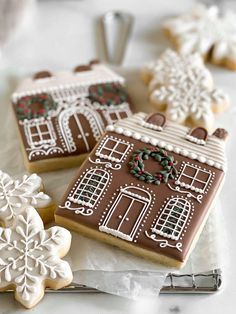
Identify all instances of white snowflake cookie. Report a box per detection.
[0,171,55,227]
[141,49,206,88]
[141,49,213,91]
[163,5,236,70]
[0,206,72,308]
[142,50,229,129]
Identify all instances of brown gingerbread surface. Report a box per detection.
[56,113,227,265]
[12,62,133,165]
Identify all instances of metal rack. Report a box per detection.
[45,268,222,294]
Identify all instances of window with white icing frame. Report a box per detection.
[176,163,212,194]
[103,104,131,124]
[152,197,191,241]
[25,119,56,148]
[99,186,152,242]
[68,168,110,208]
[96,137,131,162]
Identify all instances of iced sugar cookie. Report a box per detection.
[141,49,205,88]
[12,61,133,173]
[55,112,227,268]
[0,206,72,308]
[0,171,55,226]
[141,49,229,130]
[163,5,236,70]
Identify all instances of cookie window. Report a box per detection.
[152,197,191,241]
[25,119,56,147]
[103,105,131,124]
[68,168,110,208]
[96,137,131,162]
[176,163,212,193]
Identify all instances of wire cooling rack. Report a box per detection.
[46,268,222,294]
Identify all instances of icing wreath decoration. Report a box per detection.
[128,148,178,185]
[16,93,58,120]
[89,82,129,106]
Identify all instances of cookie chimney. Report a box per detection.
[212,128,228,141]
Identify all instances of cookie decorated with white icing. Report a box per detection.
[0,171,55,226]
[141,49,206,88]
[0,206,72,308]
[12,61,133,173]
[55,112,227,268]
[141,49,229,129]
[163,5,236,70]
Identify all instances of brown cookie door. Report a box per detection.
[58,106,104,153]
[69,113,95,152]
[99,186,152,241]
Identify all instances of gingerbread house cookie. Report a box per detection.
[12,61,133,172]
[55,113,227,268]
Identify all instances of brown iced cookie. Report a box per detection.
[55,112,227,268]
[12,62,133,172]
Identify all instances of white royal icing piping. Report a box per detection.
[106,113,226,171]
[150,64,228,128]
[143,49,206,89]
[185,134,206,145]
[12,64,125,102]
[163,5,236,63]
[0,206,72,308]
[0,171,53,227]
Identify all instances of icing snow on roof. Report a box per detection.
[106,112,226,171]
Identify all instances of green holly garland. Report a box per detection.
[128,148,178,185]
[89,82,129,106]
[15,93,58,120]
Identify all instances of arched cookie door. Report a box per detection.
[58,103,104,153]
[99,186,152,241]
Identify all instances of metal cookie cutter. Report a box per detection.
[100,11,134,65]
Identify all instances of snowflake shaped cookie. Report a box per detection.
[0,171,54,227]
[163,5,236,70]
[150,66,228,128]
[0,207,72,308]
[141,49,212,92]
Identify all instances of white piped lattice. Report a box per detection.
[59,166,113,216]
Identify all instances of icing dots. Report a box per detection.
[106,117,226,171]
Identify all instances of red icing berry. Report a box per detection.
[168,161,173,166]
[156,174,163,181]
[135,156,140,161]
[39,108,45,114]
